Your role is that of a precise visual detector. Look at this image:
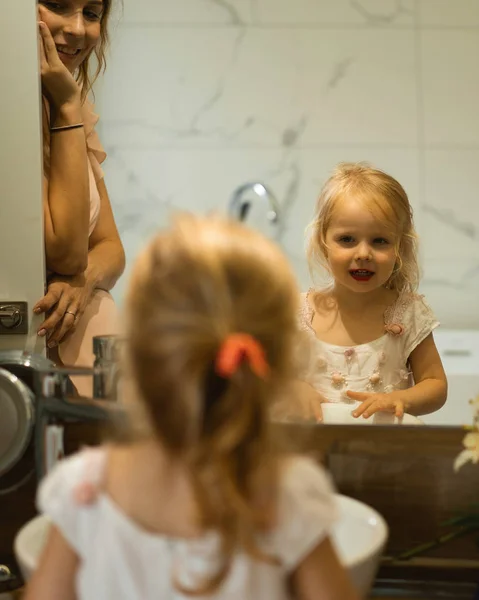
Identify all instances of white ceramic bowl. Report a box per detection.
[321,402,423,425]
[14,514,50,582]
[331,494,388,596]
[15,494,387,597]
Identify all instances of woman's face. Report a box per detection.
[38,0,103,73]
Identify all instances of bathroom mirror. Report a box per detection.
[6,1,477,427]
[90,0,477,428]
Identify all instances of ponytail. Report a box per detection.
[178,364,279,595]
[125,214,299,595]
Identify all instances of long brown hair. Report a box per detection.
[76,0,116,100]
[125,214,299,594]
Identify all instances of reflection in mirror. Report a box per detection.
[279,162,448,428]
[228,181,281,240]
[24,1,479,427]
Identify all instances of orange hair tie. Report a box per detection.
[215,333,270,379]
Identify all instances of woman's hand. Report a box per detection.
[347,390,405,419]
[34,273,95,348]
[38,21,81,111]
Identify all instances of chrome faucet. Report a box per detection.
[93,335,121,400]
[32,335,124,480]
[33,365,124,480]
[228,183,281,234]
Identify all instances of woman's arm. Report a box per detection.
[43,100,90,275]
[39,23,91,275]
[24,526,78,600]
[34,180,125,345]
[85,178,125,292]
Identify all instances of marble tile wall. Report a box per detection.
[95,0,479,328]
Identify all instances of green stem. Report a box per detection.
[395,525,479,561]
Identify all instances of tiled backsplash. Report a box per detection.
[96,0,479,327]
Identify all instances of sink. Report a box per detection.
[321,402,423,425]
[331,494,388,596]
[14,515,49,582]
[15,494,387,597]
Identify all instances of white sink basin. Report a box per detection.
[15,494,387,597]
[321,402,423,425]
[331,494,388,596]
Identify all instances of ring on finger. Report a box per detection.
[65,310,77,320]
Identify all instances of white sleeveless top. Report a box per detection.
[298,289,439,403]
[37,447,337,600]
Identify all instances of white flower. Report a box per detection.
[454,432,479,472]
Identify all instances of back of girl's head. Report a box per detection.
[124,213,298,593]
[308,162,420,293]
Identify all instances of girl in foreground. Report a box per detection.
[26,215,358,600]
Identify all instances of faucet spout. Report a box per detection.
[228,182,281,225]
[33,366,124,480]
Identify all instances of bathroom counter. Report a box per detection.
[369,577,477,599]
[371,596,423,599]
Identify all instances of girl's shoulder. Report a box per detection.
[385,291,437,328]
[267,456,337,571]
[36,446,108,556]
[384,292,440,357]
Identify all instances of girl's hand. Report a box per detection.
[38,21,81,110]
[298,381,326,422]
[34,273,94,348]
[272,381,326,423]
[347,390,405,419]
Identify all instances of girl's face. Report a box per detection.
[38,0,103,73]
[324,196,398,294]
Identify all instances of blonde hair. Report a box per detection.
[307,162,420,293]
[76,0,117,101]
[125,214,299,595]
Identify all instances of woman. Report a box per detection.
[34,0,125,396]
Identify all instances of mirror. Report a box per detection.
[4,0,476,427]
[92,0,478,427]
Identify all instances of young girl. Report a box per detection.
[298,162,447,420]
[25,215,358,600]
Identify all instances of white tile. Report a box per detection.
[255,0,415,26]
[420,149,479,261]
[420,152,479,327]
[421,259,479,328]
[104,145,420,302]
[120,0,252,25]
[421,30,479,145]
[99,27,418,147]
[105,146,288,304]
[418,0,479,27]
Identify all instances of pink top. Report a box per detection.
[42,98,119,396]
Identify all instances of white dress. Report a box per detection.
[37,447,337,600]
[298,289,439,403]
